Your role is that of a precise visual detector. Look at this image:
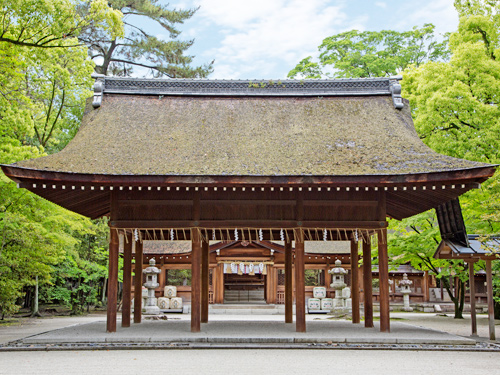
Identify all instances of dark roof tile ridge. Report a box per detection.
[90,74,402,108]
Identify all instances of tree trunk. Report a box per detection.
[30,276,42,317]
[441,275,465,319]
[458,279,465,318]
[102,278,108,306]
[98,39,118,75]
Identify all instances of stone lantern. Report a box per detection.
[398,273,413,312]
[328,259,351,314]
[143,258,161,315]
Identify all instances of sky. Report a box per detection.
[143,0,459,79]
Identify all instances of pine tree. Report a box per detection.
[79,0,213,77]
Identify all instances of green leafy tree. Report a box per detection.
[402,0,500,235]
[0,0,123,317]
[288,24,449,79]
[40,219,110,314]
[0,0,123,48]
[291,8,500,318]
[388,212,472,318]
[79,0,213,77]
[166,269,191,286]
[396,0,500,318]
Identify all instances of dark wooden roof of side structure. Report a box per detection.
[1,76,496,222]
[435,235,500,261]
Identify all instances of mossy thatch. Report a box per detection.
[15,94,488,176]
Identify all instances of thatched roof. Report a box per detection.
[10,77,489,177]
[143,240,191,255]
[305,241,350,254]
[141,240,350,255]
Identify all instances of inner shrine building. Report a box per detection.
[2,76,496,334]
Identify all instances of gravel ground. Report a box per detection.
[0,348,499,375]
[0,312,499,375]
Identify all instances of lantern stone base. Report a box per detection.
[143,304,160,315]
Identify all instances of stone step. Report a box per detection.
[209,304,291,315]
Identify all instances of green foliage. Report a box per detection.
[287,57,323,79]
[290,3,500,318]
[304,269,323,287]
[0,0,123,48]
[402,0,500,229]
[394,0,500,317]
[166,269,191,286]
[388,212,469,318]
[288,24,449,79]
[40,219,109,314]
[0,0,123,317]
[79,0,213,77]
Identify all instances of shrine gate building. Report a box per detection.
[2,76,496,334]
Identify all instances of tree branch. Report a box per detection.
[0,36,82,48]
[43,89,66,147]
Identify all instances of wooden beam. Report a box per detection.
[362,238,374,328]
[285,238,293,323]
[107,227,119,332]
[119,199,193,206]
[122,233,132,328]
[378,228,390,333]
[111,220,388,229]
[295,230,306,333]
[486,260,496,341]
[7,164,494,186]
[201,239,209,323]
[350,239,360,324]
[117,199,380,207]
[468,261,477,336]
[191,229,201,332]
[133,239,143,324]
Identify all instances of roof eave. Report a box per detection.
[2,164,496,187]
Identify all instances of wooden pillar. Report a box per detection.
[468,261,477,336]
[122,233,132,328]
[134,239,143,324]
[295,230,306,332]
[486,260,496,340]
[201,239,209,323]
[378,229,390,333]
[350,239,360,324]
[191,229,201,332]
[107,228,119,332]
[423,270,429,302]
[362,238,374,328]
[268,267,277,304]
[285,238,293,323]
[215,264,224,304]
